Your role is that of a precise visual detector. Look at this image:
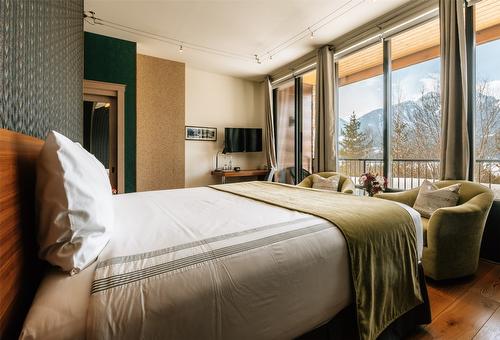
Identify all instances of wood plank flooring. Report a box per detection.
[408,260,500,339]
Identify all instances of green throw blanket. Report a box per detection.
[210,182,422,340]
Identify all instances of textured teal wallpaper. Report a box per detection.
[84,32,136,192]
[0,0,83,142]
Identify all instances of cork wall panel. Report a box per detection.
[0,0,83,142]
[137,54,185,191]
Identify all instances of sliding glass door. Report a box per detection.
[274,70,317,184]
[275,81,295,184]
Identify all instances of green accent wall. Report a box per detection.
[84,32,136,192]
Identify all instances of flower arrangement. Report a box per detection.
[359,172,388,196]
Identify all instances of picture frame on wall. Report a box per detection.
[185,126,217,141]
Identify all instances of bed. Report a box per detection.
[0,128,430,340]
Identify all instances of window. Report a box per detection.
[474,0,500,197]
[390,18,441,189]
[273,2,499,193]
[338,42,384,179]
[336,20,443,189]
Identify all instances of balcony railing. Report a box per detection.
[339,158,500,195]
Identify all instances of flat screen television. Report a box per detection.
[224,128,262,153]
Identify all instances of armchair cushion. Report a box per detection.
[341,178,355,194]
[413,180,461,218]
[311,173,340,191]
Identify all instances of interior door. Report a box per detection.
[83,94,118,191]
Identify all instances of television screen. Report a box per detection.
[224,128,245,152]
[244,128,262,152]
[224,128,262,152]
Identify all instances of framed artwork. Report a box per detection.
[185,126,217,141]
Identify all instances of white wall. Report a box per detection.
[185,66,265,187]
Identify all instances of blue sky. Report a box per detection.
[338,39,500,118]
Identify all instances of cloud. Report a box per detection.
[338,80,383,118]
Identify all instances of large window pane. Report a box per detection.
[302,70,316,174]
[390,18,441,189]
[275,81,295,184]
[338,43,384,181]
[475,0,500,197]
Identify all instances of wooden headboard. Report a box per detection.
[0,129,45,338]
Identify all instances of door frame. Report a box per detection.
[83,80,126,193]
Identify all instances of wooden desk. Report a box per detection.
[211,169,269,184]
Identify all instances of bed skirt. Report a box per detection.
[300,264,431,340]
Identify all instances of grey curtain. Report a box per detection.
[314,46,337,172]
[439,0,469,180]
[264,76,278,181]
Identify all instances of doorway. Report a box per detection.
[83,95,118,190]
[83,80,126,193]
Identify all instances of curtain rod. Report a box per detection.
[271,62,317,86]
[271,2,439,86]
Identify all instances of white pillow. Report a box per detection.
[311,174,341,191]
[413,180,461,218]
[36,131,113,275]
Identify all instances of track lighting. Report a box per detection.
[84,0,362,65]
[84,11,255,63]
[309,27,315,39]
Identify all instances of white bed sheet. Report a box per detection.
[21,187,423,340]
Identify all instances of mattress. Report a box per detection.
[21,187,423,339]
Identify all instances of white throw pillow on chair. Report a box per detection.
[36,131,113,275]
[413,180,461,218]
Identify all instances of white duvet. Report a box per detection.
[21,187,422,340]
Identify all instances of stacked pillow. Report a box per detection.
[311,173,341,192]
[413,180,461,218]
[36,131,114,275]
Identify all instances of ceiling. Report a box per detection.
[84,0,411,81]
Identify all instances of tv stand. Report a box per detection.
[211,169,269,184]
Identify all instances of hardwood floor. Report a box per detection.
[408,260,500,339]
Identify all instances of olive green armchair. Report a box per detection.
[375,180,494,280]
[297,172,355,194]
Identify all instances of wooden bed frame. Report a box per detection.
[0,129,45,339]
[0,127,431,339]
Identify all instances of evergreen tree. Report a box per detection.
[340,111,372,158]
